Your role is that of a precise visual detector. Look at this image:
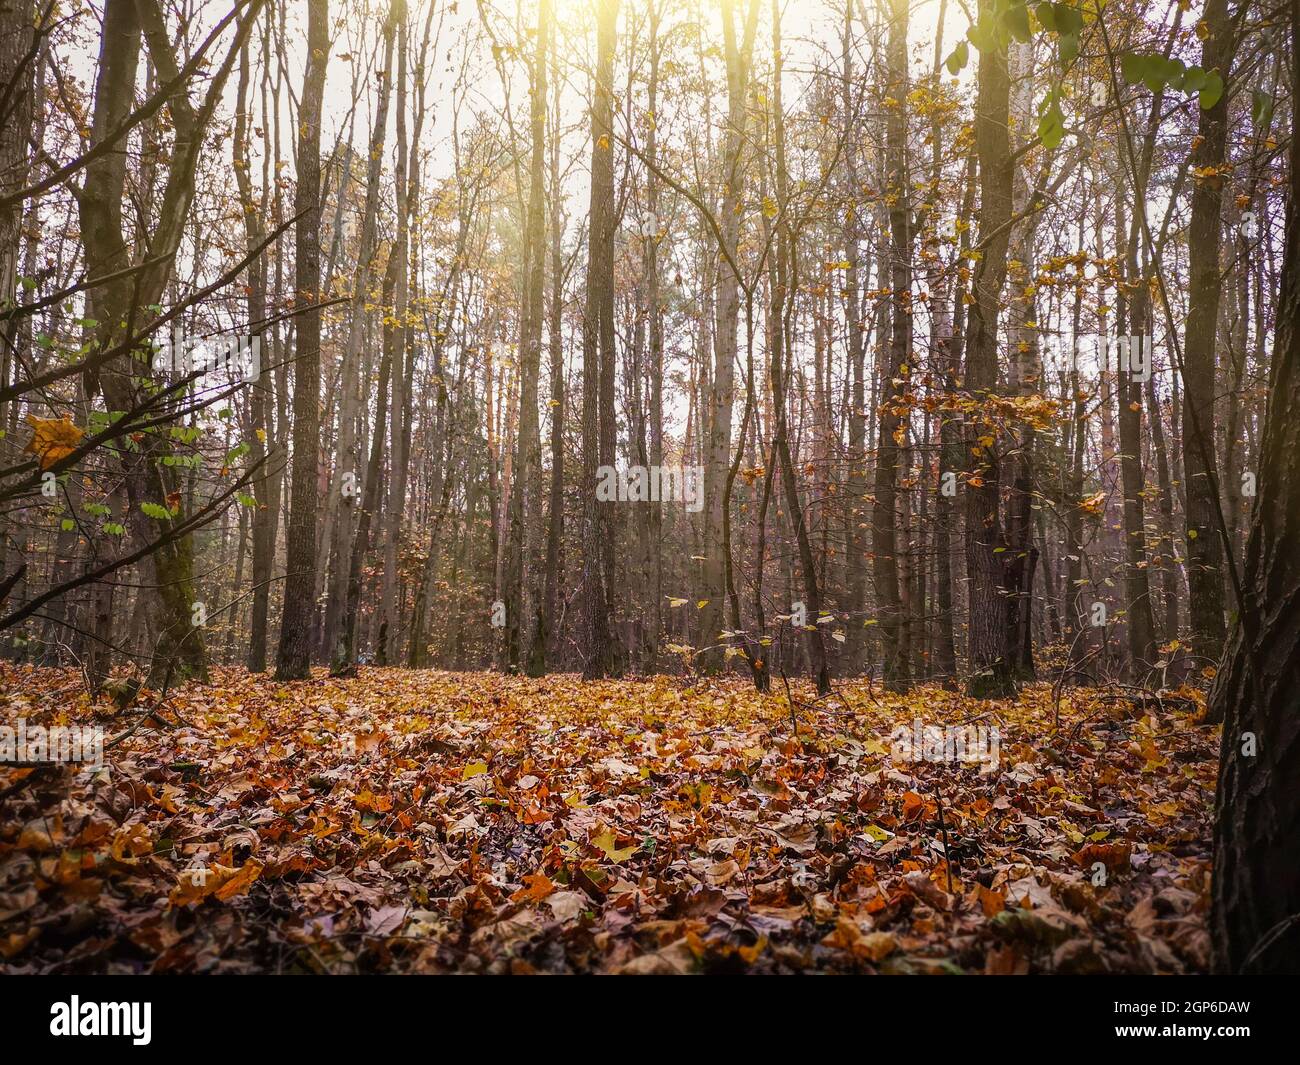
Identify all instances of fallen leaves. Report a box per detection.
[169,861,263,907]
[0,664,1218,974]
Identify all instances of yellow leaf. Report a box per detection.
[462,761,488,780]
[592,828,638,862]
[214,860,263,901]
[169,860,264,907]
[25,415,84,469]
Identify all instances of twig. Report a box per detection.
[934,786,955,895]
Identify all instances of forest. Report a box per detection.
[0,0,1298,982]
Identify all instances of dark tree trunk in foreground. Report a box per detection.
[1210,0,1300,975]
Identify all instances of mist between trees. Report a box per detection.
[0,0,1298,972]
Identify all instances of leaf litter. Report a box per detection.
[0,663,1217,973]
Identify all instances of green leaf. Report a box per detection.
[140,502,172,521]
[945,40,968,75]
[1120,51,1147,85]
[1252,88,1275,129]
[1058,31,1078,69]
[1037,92,1065,150]
[1181,65,1210,94]
[1054,3,1084,36]
[1160,58,1187,92]
[1006,2,1032,44]
[967,14,998,53]
[1198,70,1224,110]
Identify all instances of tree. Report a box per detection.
[504,0,551,677]
[323,0,399,676]
[961,0,1016,698]
[77,0,261,685]
[873,0,912,692]
[1179,0,1234,663]
[277,0,330,681]
[697,0,759,675]
[1210,0,1300,975]
[580,0,618,679]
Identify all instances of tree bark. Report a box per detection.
[1180,0,1234,662]
[1210,0,1300,973]
[505,0,550,677]
[276,0,330,680]
[961,0,1015,698]
[580,0,617,679]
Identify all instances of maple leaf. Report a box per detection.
[591,828,638,862]
[511,873,556,903]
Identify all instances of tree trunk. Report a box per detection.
[1210,0,1300,971]
[543,15,566,663]
[505,0,550,677]
[1180,0,1234,662]
[961,0,1015,698]
[276,0,330,680]
[872,0,911,692]
[325,2,398,674]
[580,0,617,679]
[697,0,759,674]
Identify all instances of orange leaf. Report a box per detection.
[25,414,84,469]
[511,872,556,903]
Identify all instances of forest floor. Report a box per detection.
[0,662,1219,974]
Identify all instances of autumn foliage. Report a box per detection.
[0,665,1215,973]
